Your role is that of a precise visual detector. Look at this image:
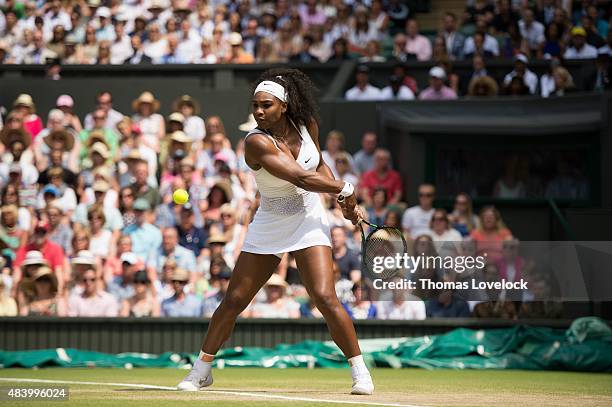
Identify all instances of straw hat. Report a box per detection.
[20,266,58,297]
[71,250,96,266]
[132,91,160,112]
[13,94,35,110]
[265,273,288,288]
[90,142,110,160]
[207,234,228,245]
[92,179,110,192]
[169,130,191,144]
[125,149,146,163]
[0,128,31,149]
[44,129,75,151]
[86,130,108,148]
[173,94,200,114]
[168,112,185,124]
[210,180,233,202]
[22,250,49,267]
[171,268,190,282]
[238,114,257,132]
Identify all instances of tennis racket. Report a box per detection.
[358,219,407,281]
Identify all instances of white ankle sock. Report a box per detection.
[347,355,369,377]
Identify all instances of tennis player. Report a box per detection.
[177,68,374,395]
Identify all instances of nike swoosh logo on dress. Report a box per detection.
[305,157,311,163]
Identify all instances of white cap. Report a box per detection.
[96,6,111,18]
[514,53,528,64]
[120,252,139,265]
[429,66,446,80]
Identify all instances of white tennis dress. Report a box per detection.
[241,120,332,257]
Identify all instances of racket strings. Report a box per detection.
[362,227,406,280]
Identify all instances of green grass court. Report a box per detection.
[1,368,611,406]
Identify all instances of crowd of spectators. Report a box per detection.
[0,90,559,320]
[0,0,609,67]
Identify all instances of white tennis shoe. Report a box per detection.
[177,359,213,391]
[351,373,374,395]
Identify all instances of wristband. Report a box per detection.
[339,182,354,198]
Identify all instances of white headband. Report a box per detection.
[254,80,287,103]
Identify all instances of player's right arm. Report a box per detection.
[245,133,345,194]
[245,133,361,223]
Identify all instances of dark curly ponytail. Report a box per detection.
[252,68,320,127]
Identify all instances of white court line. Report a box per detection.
[0,377,422,407]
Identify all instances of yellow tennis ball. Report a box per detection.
[173,188,189,205]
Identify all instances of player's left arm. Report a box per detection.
[306,118,335,180]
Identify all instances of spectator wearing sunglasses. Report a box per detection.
[401,184,435,239]
[67,268,118,316]
[161,268,202,317]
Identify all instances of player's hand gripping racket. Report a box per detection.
[358,219,407,280]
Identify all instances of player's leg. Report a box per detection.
[293,245,374,395]
[177,252,280,391]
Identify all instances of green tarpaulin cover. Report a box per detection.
[1,317,611,371]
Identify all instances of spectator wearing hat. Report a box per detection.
[564,26,598,59]
[130,159,161,209]
[79,110,119,165]
[147,227,196,282]
[46,203,73,256]
[380,75,415,100]
[502,54,538,95]
[34,125,79,174]
[54,94,82,133]
[249,273,300,318]
[68,268,118,317]
[84,91,124,132]
[0,276,17,316]
[18,266,67,316]
[1,184,32,232]
[119,269,160,317]
[0,128,38,186]
[107,251,142,302]
[418,67,458,100]
[73,180,123,236]
[132,91,165,153]
[359,148,403,206]
[224,32,254,63]
[123,198,162,260]
[404,19,432,61]
[176,202,209,258]
[37,167,77,212]
[160,130,193,184]
[197,234,233,277]
[69,249,98,295]
[166,112,185,134]
[14,222,67,294]
[12,94,42,139]
[174,95,205,146]
[161,268,202,317]
[344,65,382,101]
